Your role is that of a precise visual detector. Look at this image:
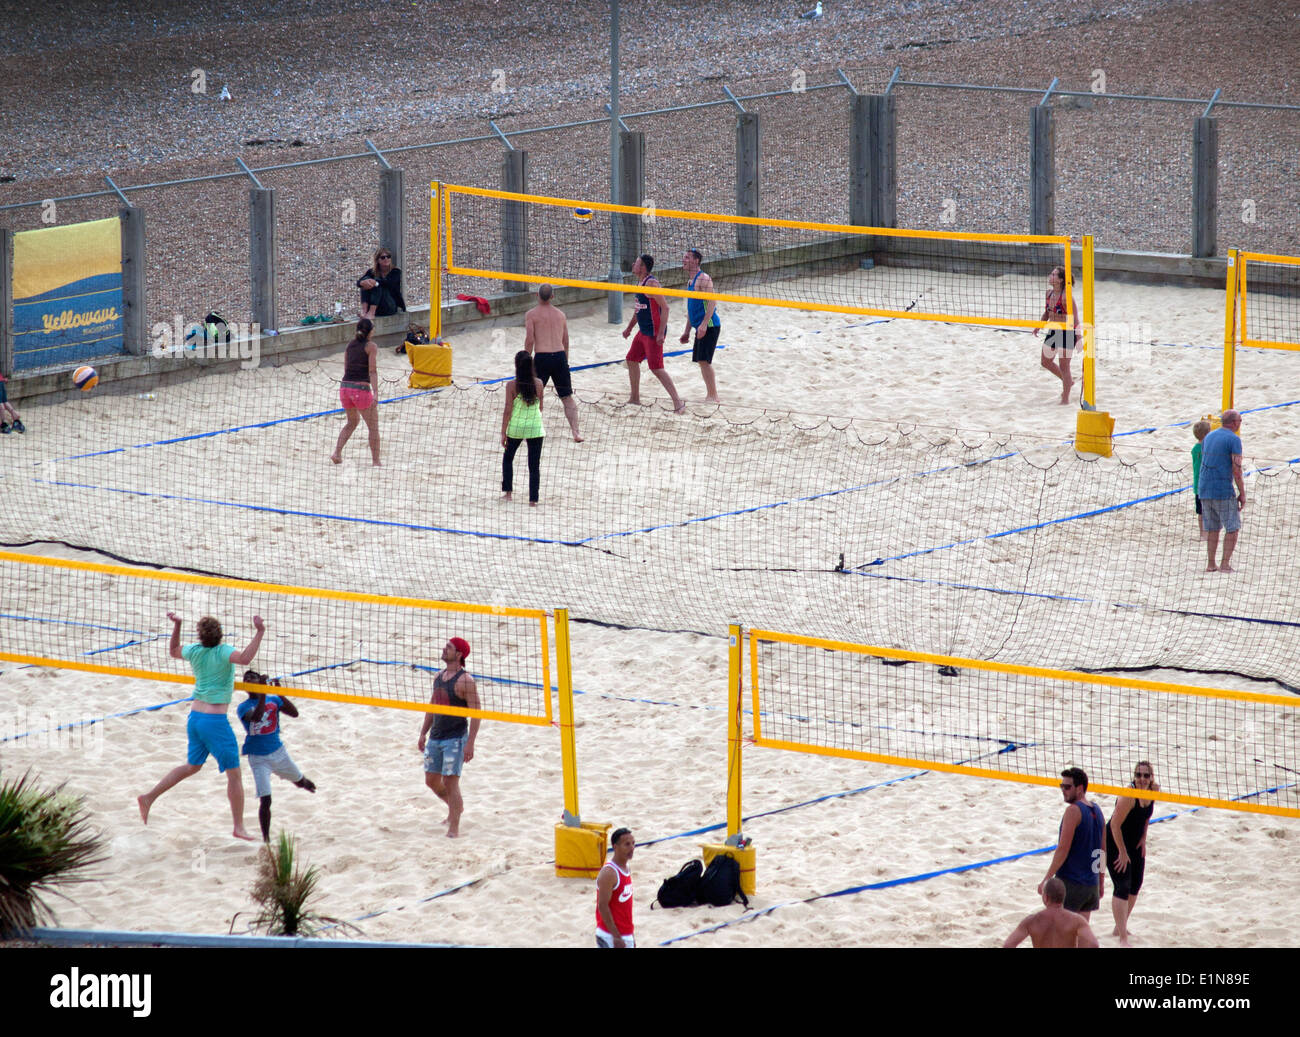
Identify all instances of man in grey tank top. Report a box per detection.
[417,637,480,838]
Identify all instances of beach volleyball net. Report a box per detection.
[0,550,555,726]
[440,182,1089,334]
[741,628,1300,820]
[4,369,1300,697]
[1222,249,1300,410]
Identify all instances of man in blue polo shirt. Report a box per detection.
[1199,410,1245,573]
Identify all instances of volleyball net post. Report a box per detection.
[552,606,613,878]
[428,180,444,341]
[701,625,756,895]
[1222,248,1240,414]
[1222,249,1300,417]
[1073,234,1114,456]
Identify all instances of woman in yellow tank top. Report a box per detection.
[501,350,545,505]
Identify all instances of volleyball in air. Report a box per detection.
[73,366,99,392]
[573,207,594,223]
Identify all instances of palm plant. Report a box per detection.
[0,771,106,936]
[246,831,354,938]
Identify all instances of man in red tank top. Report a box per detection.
[595,827,635,948]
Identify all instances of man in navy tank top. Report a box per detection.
[679,248,721,403]
[621,254,686,414]
[1039,767,1105,922]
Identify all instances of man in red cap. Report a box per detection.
[417,637,480,838]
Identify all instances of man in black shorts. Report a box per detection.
[525,283,582,442]
[679,249,721,403]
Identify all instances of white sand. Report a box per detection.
[4,272,1299,947]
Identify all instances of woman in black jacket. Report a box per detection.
[357,247,406,319]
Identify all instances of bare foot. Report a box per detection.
[627,396,640,406]
[137,795,151,825]
[233,826,257,842]
[703,396,720,404]
[529,501,538,507]
[372,461,382,467]
[1206,564,1218,572]
[573,433,584,442]
[329,453,341,465]
[446,827,459,838]
[1117,935,1131,947]
[502,492,512,502]
[1219,563,1235,573]
[674,401,687,415]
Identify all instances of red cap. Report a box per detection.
[449,637,471,661]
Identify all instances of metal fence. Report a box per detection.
[2,69,1298,373]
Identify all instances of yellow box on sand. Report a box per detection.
[702,843,756,897]
[407,341,451,389]
[555,821,611,879]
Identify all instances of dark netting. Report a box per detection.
[751,635,1296,815]
[1056,94,1192,252]
[446,184,1071,327]
[748,76,853,227]
[892,85,1033,234]
[1215,107,1300,258]
[136,176,254,329]
[261,158,381,328]
[4,370,1300,696]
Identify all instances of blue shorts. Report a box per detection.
[423,734,468,777]
[187,711,241,772]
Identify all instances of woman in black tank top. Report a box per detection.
[331,318,382,466]
[1106,761,1158,947]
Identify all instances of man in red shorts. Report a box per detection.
[622,254,686,414]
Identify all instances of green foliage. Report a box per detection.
[247,832,353,938]
[0,771,106,936]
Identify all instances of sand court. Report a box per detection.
[2,271,1298,946]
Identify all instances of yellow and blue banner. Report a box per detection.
[12,218,124,370]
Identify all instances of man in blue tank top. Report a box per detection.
[679,249,721,403]
[1039,767,1105,922]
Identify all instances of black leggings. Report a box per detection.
[503,436,543,502]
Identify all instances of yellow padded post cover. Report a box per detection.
[1074,409,1115,457]
[555,821,612,879]
[407,341,451,389]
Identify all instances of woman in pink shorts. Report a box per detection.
[331,318,381,466]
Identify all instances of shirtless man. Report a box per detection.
[678,249,721,403]
[622,254,686,414]
[1003,878,1100,948]
[524,284,582,442]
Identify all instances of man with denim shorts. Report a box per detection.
[418,637,480,838]
[137,612,266,841]
[1199,410,1245,573]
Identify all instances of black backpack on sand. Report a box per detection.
[696,852,750,908]
[653,859,703,909]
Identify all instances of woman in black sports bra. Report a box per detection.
[1106,761,1158,947]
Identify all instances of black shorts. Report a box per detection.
[1106,845,1146,900]
[534,351,572,398]
[1058,875,1100,913]
[1043,329,1076,357]
[692,324,720,364]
